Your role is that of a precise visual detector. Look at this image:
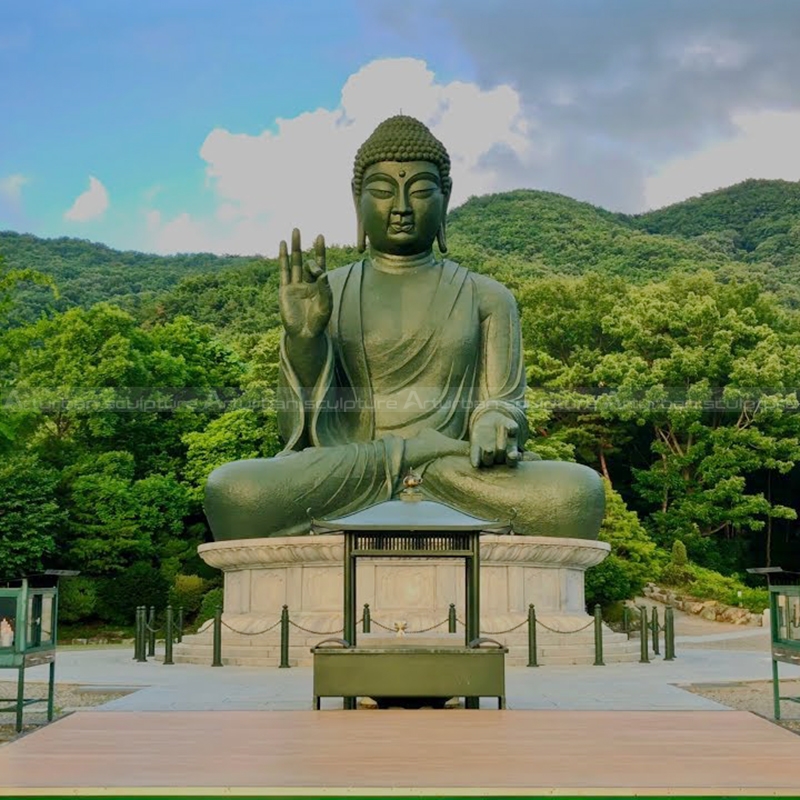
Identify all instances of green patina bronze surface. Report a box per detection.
[311,647,507,710]
[204,115,605,540]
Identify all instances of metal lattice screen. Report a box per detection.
[352,531,473,554]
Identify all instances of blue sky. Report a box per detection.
[2,0,800,255]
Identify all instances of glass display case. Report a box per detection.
[769,581,800,720]
[0,571,74,732]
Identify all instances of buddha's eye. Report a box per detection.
[409,181,439,199]
[366,186,394,200]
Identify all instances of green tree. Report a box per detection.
[0,454,64,581]
[182,408,281,501]
[61,452,150,574]
[595,272,800,567]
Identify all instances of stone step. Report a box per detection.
[172,653,301,667]
[172,650,650,668]
[507,651,644,667]
[178,633,347,648]
[173,642,647,667]
[174,634,640,656]
[173,644,327,661]
[506,644,640,656]
[180,630,637,648]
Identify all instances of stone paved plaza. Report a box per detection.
[2,623,799,715]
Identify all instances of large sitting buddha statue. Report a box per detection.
[205,115,604,540]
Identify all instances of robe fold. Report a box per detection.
[276,259,528,499]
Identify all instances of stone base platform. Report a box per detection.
[174,534,642,666]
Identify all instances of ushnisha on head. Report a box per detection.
[352,115,452,255]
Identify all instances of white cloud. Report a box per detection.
[645,110,800,210]
[143,184,163,203]
[147,58,535,255]
[0,173,29,204]
[64,176,109,222]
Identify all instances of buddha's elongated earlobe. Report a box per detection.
[437,221,447,254]
[437,188,451,253]
[353,183,367,252]
[357,217,367,252]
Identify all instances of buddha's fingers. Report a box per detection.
[279,240,290,286]
[504,423,520,467]
[315,234,326,272]
[469,441,482,469]
[291,228,303,284]
[495,424,508,463]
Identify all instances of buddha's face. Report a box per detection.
[358,160,447,256]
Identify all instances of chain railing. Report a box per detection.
[133,600,676,668]
[621,604,676,662]
[133,604,183,665]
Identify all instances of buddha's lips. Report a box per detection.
[390,223,414,233]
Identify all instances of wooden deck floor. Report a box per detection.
[1,710,800,795]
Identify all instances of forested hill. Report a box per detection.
[633,179,800,255]
[446,189,730,282]
[4,178,800,327]
[0,232,258,327]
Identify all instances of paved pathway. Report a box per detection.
[2,635,798,714]
[2,601,795,715]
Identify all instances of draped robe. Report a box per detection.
[204,259,605,540]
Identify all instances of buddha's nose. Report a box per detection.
[392,193,411,216]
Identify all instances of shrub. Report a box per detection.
[585,480,660,608]
[660,563,691,586]
[96,562,169,625]
[656,560,770,614]
[169,574,207,616]
[671,540,688,566]
[737,587,771,614]
[598,600,628,631]
[685,565,769,613]
[159,556,183,586]
[196,587,224,628]
[58,576,99,624]
[585,555,634,609]
[660,539,694,586]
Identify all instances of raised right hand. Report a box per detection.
[279,228,332,339]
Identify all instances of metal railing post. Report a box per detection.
[639,605,650,663]
[362,603,371,633]
[527,604,538,667]
[651,606,660,656]
[448,603,457,633]
[664,606,675,661]
[147,606,156,657]
[177,607,184,643]
[212,606,223,667]
[136,606,147,662]
[593,604,605,666]
[164,605,174,665]
[133,606,140,660]
[279,605,290,668]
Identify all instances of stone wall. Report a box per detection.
[643,583,763,625]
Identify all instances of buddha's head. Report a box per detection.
[352,115,452,256]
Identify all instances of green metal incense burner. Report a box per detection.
[0,571,75,732]
[310,474,509,710]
